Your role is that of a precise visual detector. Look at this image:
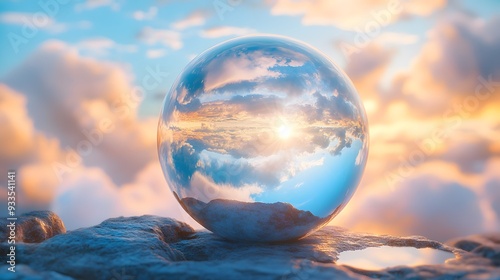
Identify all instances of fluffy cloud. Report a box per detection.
[172,10,209,30]
[390,13,500,115]
[0,41,193,230]
[187,171,262,203]
[75,0,120,12]
[3,41,157,185]
[204,51,282,91]
[137,27,182,50]
[375,32,419,46]
[269,0,447,30]
[328,11,500,242]
[2,7,499,243]
[340,164,486,242]
[0,84,65,214]
[0,11,67,33]
[146,48,167,59]
[52,163,200,230]
[0,85,35,160]
[171,38,362,126]
[76,37,137,56]
[200,26,255,38]
[132,7,158,21]
[344,43,394,82]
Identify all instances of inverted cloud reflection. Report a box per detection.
[158,36,368,218]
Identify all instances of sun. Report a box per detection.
[277,124,292,139]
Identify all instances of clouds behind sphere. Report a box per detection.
[0,1,498,241]
[0,41,193,229]
[3,41,156,185]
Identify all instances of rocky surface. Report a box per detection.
[0,211,498,279]
[179,196,330,242]
[0,211,66,243]
[447,233,500,266]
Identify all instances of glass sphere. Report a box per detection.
[158,35,368,242]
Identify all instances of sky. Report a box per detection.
[157,35,369,224]
[0,0,499,242]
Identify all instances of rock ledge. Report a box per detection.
[1,211,499,280]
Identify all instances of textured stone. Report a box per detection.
[0,212,499,279]
[447,233,500,266]
[0,211,65,243]
[180,196,330,242]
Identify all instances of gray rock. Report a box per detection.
[179,196,330,242]
[0,212,499,279]
[0,211,66,243]
[447,233,500,266]
[0,264,74,280]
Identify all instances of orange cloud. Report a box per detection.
[390,14,500,116]
[0,41,191,230]
[331,12,500,241]
[0,84,35,159]
[269,0,446,30]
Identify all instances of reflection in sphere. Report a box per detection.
[158,35,369,242]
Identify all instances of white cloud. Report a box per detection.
[75,38,137,56]
[4,41,156,186]
[269,0,447,30]
[0,41,195,230]
[200,26,255,38]
[375,32,419,45]
[0,12,67,34]
[204,50,281,91]
[0,12,39,25]
[0,12,92,34]
[132,7,158,21]
[172,10,208,30]
[146,48,167,58]
[137,27,182,50]
[338,161,491,241]
[51,163,200,230]
[77,38,115,53]
[188,171,262,202]
[75,0,120,12]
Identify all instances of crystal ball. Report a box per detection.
[158,35,369,242]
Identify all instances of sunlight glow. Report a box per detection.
[278,124,292,139]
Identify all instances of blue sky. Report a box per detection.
[1,0,500,241]
[2,0,498,119]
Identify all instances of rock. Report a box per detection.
[179,196,330,242]
[0,211,65,243]
[447,233,500,266]
[0,212,499,279]
[0,264,73,280]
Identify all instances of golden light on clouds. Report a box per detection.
[0,1,498,242]
[277,124,292,139]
